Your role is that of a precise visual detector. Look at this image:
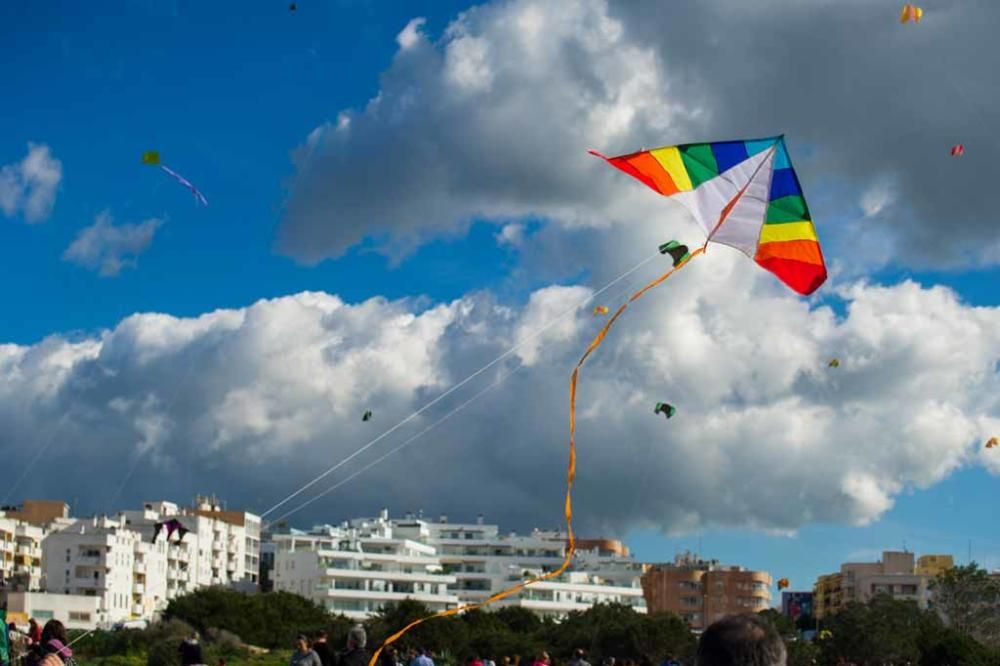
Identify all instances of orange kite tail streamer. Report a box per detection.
[366,249,704,666]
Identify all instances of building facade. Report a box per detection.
[394,515,646,618]
[1,500,70,528]
[812,550,953,618]
[272,510,647,620]
[3,591,101,631]
[641,552,771,631]
[916,554,955,578]
[20,496,262,626]
[0,517,44,591]
[813,573,843,620]
[121,497,262,597]
[272,517,459,620]
[41,515,168,625]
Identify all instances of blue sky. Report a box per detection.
[2,0,998,603]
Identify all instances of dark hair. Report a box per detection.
[317,631,328,639]
[574,650,585,660]
[41,619,68,646]
[696,614,786,666]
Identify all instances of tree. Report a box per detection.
[785,639,820,666]
[818,595,940,666]
[918,626,998,666]
[930,563,1000,648]
[365,599,467,660]
[163,587,335,649]
[758,609,797,639]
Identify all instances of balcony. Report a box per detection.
[132,604,144,615]
[133,583,145,594]
[76,555,104,567]
[74,577,108,589]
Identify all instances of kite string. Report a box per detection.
[268,358,528,525]
[260,251,663,519]
[365,247,705,666]
[268,265,655,526]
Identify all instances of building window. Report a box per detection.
[69,612,91,621]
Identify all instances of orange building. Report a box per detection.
[0,500,69,527]
[641,552,771,630]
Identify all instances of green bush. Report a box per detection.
[164,587,335,649]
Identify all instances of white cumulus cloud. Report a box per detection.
[279,0,689,263]
[63,210,164,277]
[0,267,996,534]
[0,143,63,223]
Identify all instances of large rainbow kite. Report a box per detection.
[590,135,826,295]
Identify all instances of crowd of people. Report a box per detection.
[286,614,787,666]
[3,612,787,666]
[4,618,78,665]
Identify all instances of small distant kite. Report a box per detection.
[986,437,998,449]
[152,518,189,543]
[828,358,840,368]
[654,402,676,419]
[658,240,691,268]
[950,144,965,157]
[362,410,373,422]
[592,306,609,316]
[900,4,923,23]
[818,630,834,641]
[289,2,297,10]
[142,151,208,206]
[777,577,790,590]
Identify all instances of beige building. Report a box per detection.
[0,516,44,591]
[812,550,954,618]
[641,552,771,630]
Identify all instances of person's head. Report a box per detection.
[418,647,428,656]
[316,630,328,643]
[696,614,786,666]
[574,650,585,661]
[40,620,67,646]
[348,624,367,650]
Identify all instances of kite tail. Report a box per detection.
[366,248,703,666]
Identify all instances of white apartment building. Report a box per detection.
[272,514,459,620]
[42,515,168,625]
[0,516,44,591]
[271,510,646,620]
[23,496,261,626]
[394,515,647,618]
[120,497,261,599]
